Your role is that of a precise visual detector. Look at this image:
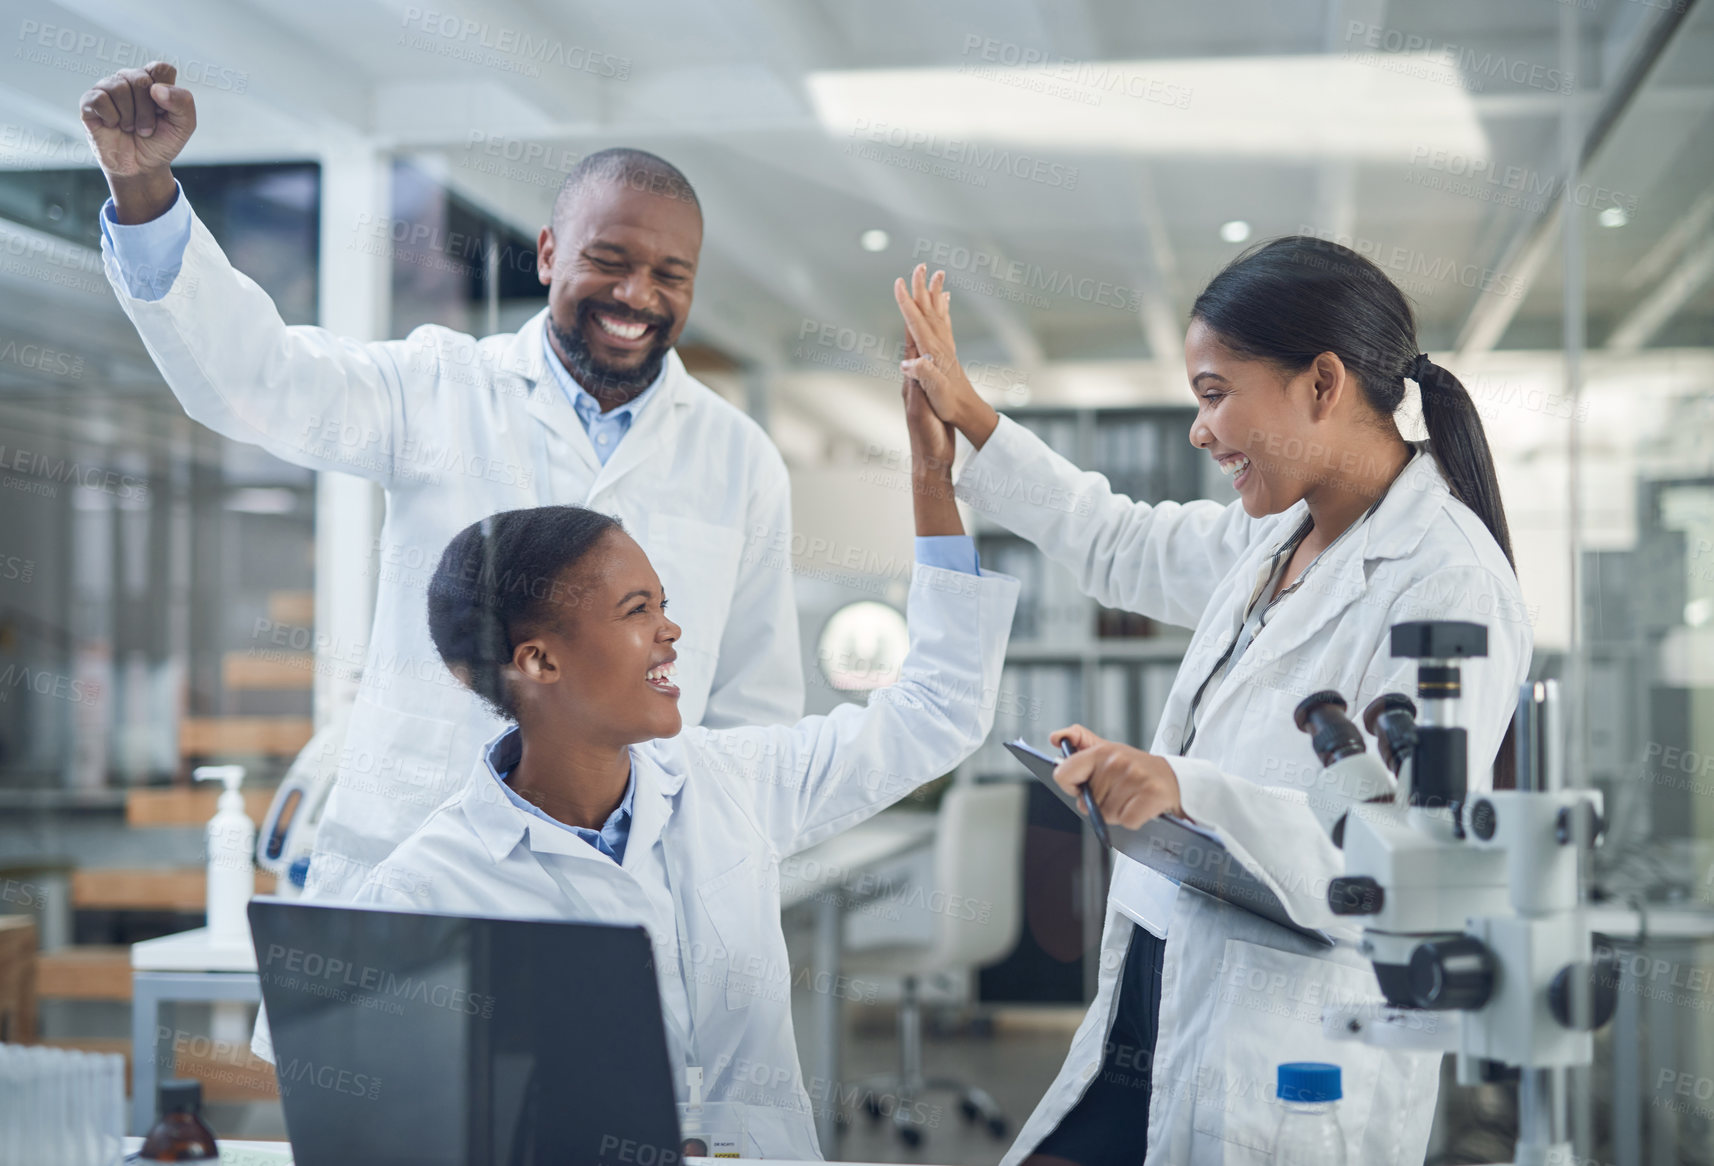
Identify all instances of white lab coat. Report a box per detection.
[957,417,1531,1166]
[349,561,1020,1161]
[100,213,804,898]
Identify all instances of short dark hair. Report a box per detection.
[552,147,701,226]
[427,506,625,720]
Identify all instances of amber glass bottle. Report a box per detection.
[137,1079,218,1162]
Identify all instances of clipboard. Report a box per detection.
[1004,739,1333,946]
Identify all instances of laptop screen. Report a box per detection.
[249,897,683,1166]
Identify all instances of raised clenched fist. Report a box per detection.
[80,62,196,220]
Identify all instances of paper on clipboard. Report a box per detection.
[1004,739,1332,946]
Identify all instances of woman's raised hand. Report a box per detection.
[902,334,962,536]
[893,264,1001,449]
[901,334,955,476]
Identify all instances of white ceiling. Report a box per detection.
[0,0,1711,399]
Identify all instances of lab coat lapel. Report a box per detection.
[616,750,699,1069]
[1216,447,1441,699]
[515,309,603,479]
[621,746,682,871]
[1216,540,1367,697]
[587,351,690,499]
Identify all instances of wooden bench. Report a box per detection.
[40,1035,280,1103]
[0,914,36,1043]
[36,870,277,1005]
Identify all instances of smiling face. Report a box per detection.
[1184,317,1375,518]
[507,528,684,745]
[537,177,703,405]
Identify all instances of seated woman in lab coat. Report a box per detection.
[351,373,1018,1161]
[892,241,1530,1166]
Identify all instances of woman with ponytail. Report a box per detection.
[892,236,1529,1166]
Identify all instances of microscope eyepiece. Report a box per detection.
[1362,692,1416,736]
[1293,690,1366,767]
[1362,693,1418,777]
[1293,690,1346,731]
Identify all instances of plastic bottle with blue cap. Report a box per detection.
[1271,1062,1346,1165]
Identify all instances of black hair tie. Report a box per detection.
[1409,352,1434,383]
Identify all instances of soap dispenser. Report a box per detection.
[194,764,254,943]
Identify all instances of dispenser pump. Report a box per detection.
[196,764,245,808]
[194,764,254,943]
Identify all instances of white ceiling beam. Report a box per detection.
[357,0,614,138]
[1604,231,1714,352]
[1619,187,1714,293]
[48,0,371,139]
[1131,163,1184,369]
[1452,0,1699,359]
[1309,0,1386,243]
[739,0,1045,375]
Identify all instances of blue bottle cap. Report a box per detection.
[1277,1062,1342,1103]
[288,855,312,888]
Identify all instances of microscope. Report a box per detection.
[1292,620,1614,1166]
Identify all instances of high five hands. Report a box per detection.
[893,265,1002,450]
[900,328,964,536]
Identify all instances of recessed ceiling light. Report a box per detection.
[860,228,891,252]
[1598,205,1628,228]
[1220,220,1251,243]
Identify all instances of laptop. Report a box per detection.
[248,897,684,1166]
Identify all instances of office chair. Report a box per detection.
[842,781,1027,1147]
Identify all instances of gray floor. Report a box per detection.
[827,1016,1072,1165]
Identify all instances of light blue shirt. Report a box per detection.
[539,330,664,464]
[484,726,635,865]
[914,535,980,575]
[99,180,193,302]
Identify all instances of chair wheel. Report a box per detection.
[897,1125,923,1148]
[987,1116,1008,1139]
[863,1096,883,1121]
[959,1098,980,1123]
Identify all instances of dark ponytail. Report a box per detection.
[427,505,624,720]
[1410,357,1513,567]
[1191,235,1518,785]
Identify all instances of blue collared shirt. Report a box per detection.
[484,726,635,865]
[540,330,664,465]
[913,536,980,575]
[99,181,194,302]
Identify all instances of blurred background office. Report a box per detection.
[0,0,1710,1162]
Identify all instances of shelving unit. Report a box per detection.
[963,405,1228,1003]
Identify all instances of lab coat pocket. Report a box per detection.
[1190,939,1380,1160]
[341,691,462,819]
[696,852,770,1011]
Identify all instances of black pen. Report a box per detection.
[1061,738,1112,849]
